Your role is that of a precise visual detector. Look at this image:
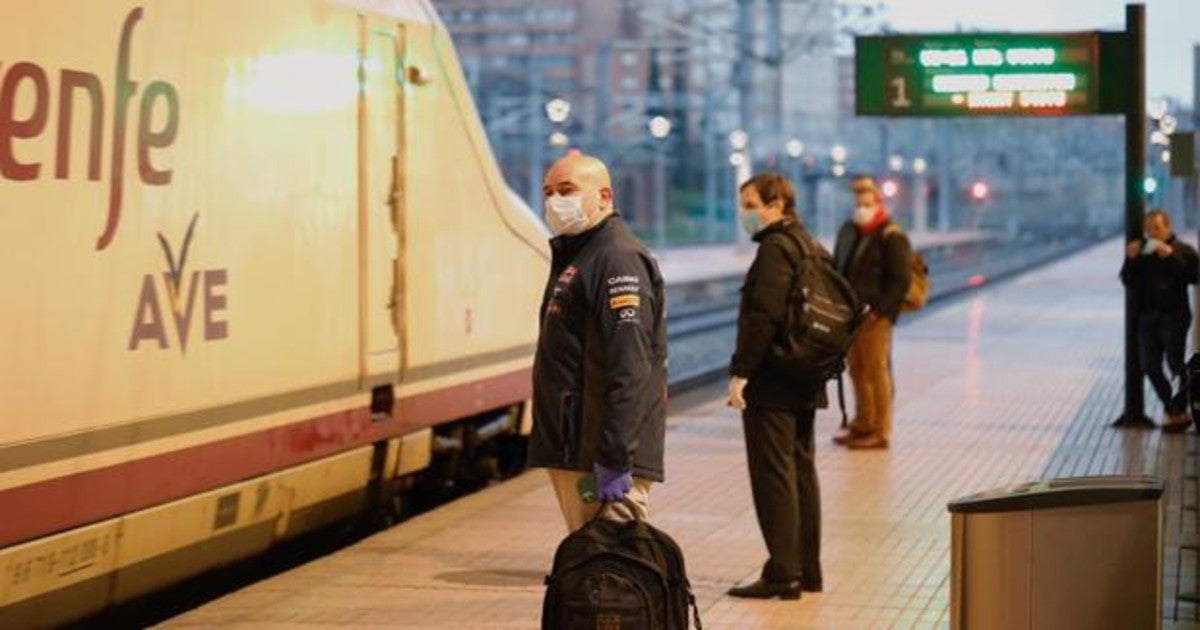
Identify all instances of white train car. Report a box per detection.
[0,1,549,625]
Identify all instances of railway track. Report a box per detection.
[664,236,1102,394]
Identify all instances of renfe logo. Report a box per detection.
[0,7,179,251]
[129,213,229,353]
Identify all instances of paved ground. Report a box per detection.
[162,239,1200,629]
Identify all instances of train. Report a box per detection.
[0,1,549,625]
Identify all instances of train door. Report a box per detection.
[359,18,406,386]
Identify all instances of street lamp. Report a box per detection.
[548,131,570,148]
[648,116,673,249]
[729,130,749,151]
[785,138,805,159]
[831,144,847,164]
[888,154,904,172]
[831,163,847,178]
[545,97,571,124]
[911,157,929,232]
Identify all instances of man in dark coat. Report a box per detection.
[726,172,826,600]
[527,152,668,532]
[831,176,911,449]
[1120,209,1199,431]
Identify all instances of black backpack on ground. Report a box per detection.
[769,230,867,426]
[542,515,702,629]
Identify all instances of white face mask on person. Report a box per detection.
[852,205,878,226]
[544,193,592,236]
[740,210,766,236]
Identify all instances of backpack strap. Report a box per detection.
[837,371,849,428]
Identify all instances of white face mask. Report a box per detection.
[852,205,877,226]
[544,193,590,236]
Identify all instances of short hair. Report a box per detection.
[851,175,884,204]
[1146,208,1171,227]
[740,172,797,217]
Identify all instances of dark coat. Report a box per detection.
[730,219,829,411]
[1120,234,1199,317]
[527,215,668,481]
[832,219,911,322]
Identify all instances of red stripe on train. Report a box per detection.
[0,368,531,548]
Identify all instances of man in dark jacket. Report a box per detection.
[527,152,668,532]
[1120,209,1199,432]
[831,176,911,449]
[726,172,826,600]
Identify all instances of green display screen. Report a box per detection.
[856,33,1100,117]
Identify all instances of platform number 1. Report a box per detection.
[890,76,911,108]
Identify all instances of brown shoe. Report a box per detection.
[846,433,889,449]
[1162,413,1190,433]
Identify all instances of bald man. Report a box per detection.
[527,153,667,532]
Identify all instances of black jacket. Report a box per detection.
[832,219,911,322]
[1120,234,1199,317]
[527,215,668,481]
[730,219,829,411]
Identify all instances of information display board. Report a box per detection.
[856,33,1100,116]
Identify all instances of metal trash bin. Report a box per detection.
[948,475,1164,630]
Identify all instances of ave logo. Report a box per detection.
[128,214,229,352]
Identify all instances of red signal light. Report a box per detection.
[971,181,989,201]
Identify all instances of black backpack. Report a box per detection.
[542,516,702,630]
[768,230,867,416]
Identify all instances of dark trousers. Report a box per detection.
[741,407,821,586]
[1139,311,1189,414]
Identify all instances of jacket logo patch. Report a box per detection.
[609,294,639,309]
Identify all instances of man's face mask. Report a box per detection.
[544,193,591,236]
[852,204,877,226]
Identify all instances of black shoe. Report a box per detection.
[1112,416,1156,429]
[800,581,823,593]
[727,579,801,600]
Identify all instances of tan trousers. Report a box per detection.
[847,317,894,439]
[547,469,652,533]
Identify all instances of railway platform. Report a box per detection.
[160,238,1199,629]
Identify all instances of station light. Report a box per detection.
[912,157,928,174]
[785,138,805,158]
[970,180,989,201]
[548,131,569,147]
[881,178,900,198]
[1143,177,1158,195]
[729,130,749,150]
[648,116,672,139]
[545,97,571,124]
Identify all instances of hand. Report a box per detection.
[1155,242,1174,258]
[594,463,633,502]
[1126,240,1142,259]
[727,377,748,411]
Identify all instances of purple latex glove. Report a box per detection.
[594,463,633,502]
